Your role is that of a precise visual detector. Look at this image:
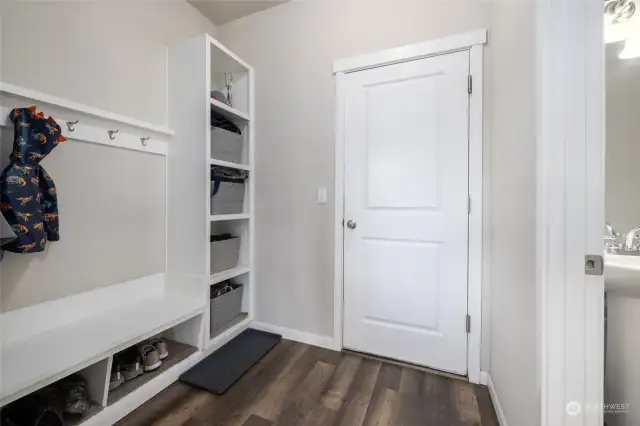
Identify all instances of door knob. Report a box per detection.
[346,220,357,230]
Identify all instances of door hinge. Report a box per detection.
[468,75,473,94]
[467,195,471,214]
[466,314,471,333]
[585,254,604,276]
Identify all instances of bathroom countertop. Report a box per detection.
[606,253,640,298]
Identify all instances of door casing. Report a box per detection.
[332,29,487,384]
[537,0,605,425]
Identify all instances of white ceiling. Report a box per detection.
[189,0,288,26]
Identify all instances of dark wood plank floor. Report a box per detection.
[115,340,499,426]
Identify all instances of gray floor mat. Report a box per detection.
[179,328,281,394]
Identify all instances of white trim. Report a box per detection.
[333,29,487,73]
[0,106,168,156]
[467,43,484,385]
[0,81,174,136]
[537,0,605,425]
[583,2,606,424]
[487,374,508,426]
[332,33,485,384]
[247,66,257,323]
[251,322,334,350]
[333,72,347,352]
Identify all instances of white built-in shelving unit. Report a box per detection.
[167,33,255,348]
[0,33,254,426]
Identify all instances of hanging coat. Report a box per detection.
[0,106,66,253]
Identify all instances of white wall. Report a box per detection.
[606,41,640,233]
[605,293,640,426]
[0,1,216,311]
[218,1,538,425]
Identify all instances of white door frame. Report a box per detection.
[332,29,487,384]
[537,0,605,424]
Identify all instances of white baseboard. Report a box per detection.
[487,373,508,426]
[251,322,334,350]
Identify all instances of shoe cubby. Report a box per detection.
[209,219,250,280]
[1,357,110,426]
[209,271,250,340]
[106,315,201,406]
[209,166,251,217]
[210,123,250,167]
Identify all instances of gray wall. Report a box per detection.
[218,2,538,425]
[0,129,167,312]
[0,1,217,126]
[486,4,538,426]
[606,40,640,233]
[0,1,216,312]
[219,0,489,340]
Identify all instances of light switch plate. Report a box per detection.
[317,187,328,204]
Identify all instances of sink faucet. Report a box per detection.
[626,227,640,250]
[605,223,621,251]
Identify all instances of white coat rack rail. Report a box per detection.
[0,82,172,156]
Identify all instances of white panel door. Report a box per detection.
[342,51,470,375]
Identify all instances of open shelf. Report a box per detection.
[0,294,205,406]
[210,213,250,221]
[210,265,250,285]
[107,339,197,406]
[209,313,250,342]
[169,33,254,398]
[1,356,110,425]
[210,98,249,122]
[209,158,251,171]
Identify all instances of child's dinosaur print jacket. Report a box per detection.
[0,106,66,253]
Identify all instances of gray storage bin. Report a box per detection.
[210,237,240,274]
[210,284,244,332]
[211,127,243,164]
[211,180,245,215]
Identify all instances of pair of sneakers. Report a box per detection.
[109,338,168,391]
[139,338,169,372]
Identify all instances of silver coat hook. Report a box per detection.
[141,137,150,146]
[66,120,78,132]
[108,130,119,140]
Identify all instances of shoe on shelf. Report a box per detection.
[149,337,169,360]
[117,346,144,381]
[109,364,124,391]
[139,344,162,372]
[2,385,65,426]
[59,374,90,416]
